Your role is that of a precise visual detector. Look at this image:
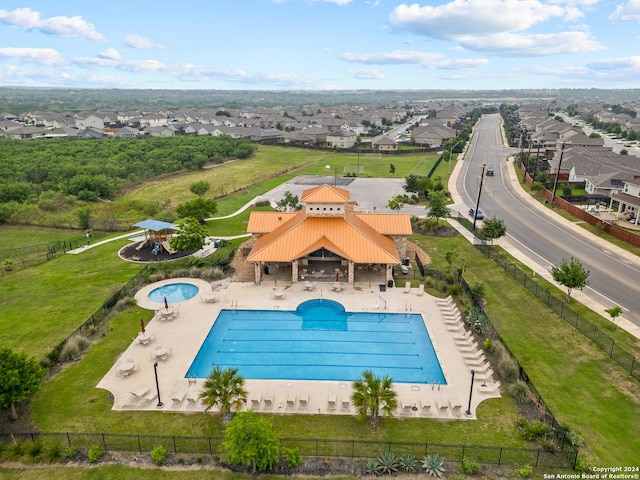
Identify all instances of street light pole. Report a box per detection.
[551,141,568,204]
[465,370,475,416]
[472,164,486,232]
[153,362,164,408]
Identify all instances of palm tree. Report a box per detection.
[351,370,398,427]
[200,366,248,425]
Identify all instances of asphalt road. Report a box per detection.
[457,114,640,327]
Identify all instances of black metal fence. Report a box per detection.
[0,239,85,276]
[478,245,639,381]
[1,432,577,469]
[45,265,151,365]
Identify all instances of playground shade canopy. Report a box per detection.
[133,219,177,231]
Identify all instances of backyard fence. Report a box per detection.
[477,245,640,381]
[0,432,577,469]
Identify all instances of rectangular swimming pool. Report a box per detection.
[186,300,446,384]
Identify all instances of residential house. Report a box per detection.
[609,177,640,225]
[371,135,397,151]
[326,130,357,149]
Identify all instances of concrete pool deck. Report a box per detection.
[97,278,501,420]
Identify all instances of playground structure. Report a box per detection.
[133,219,178,255]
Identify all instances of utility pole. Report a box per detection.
[551,142,568,204]
[472,164,486,232]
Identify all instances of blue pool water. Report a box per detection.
[148,283,199,304]
[186,299,446,384]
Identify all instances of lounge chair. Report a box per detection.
[264,393,274,406]
[129,385,150,401]
[286,394,296,407]
[328,394,337,410]
[416,284,425,296]
[299,393,309,409]
[250,394,262,408]
[341,396,350,409]
[403,283,411,293]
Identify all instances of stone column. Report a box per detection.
[254,263,262,285]
[348,261,355,284]
[292,260,299,283]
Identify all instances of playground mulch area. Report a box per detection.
[119,242,195,263]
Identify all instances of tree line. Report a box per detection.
[0,135,254,223]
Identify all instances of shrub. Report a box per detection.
[148,273,166,282]
[151,445,167,465]
[398,453,418,472]
[377,451,398,475]
[113,296,137,311]
[88,444,105,463]
[422,454,446,477]
[285,447,303,468]
[483,337,492,350]
[465,307,487,333]
[575,456,590,473]
[566,429,585,447]
[64,446,79,460]
[458,456,481,475]
[253,200,271,207]
[59,334,90,362]
[518,464,533,478]
[365,458,380,475]
[43,442,63,463]
[24,441,43,462]
[508,381,531,404]
[7,441,25,460]
[518,419,551,441]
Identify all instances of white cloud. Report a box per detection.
[0,47,64,66]
[586,56,640,72]
[609,0,640,21]
[99,48,121,60]
[0,7,103,41]
[340,49,488,69]
[124,34,166,49]
[346,67,386,79]
[457,31,604,55]
[74,56,168,72]
[389,0,604,56]
[390,0,566,38]
[311,0,354,4]
[341,50,445,65]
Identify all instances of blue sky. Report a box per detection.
[0,0,639,90]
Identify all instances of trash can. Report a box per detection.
[388,280,394,288]
[263,265,269,275]
[402,256,410,266]
[379,284,386,292]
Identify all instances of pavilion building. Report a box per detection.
[246,184,412,285]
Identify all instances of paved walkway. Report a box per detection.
[97,278,500,418]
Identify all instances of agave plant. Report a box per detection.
[422,453,446,477]
[365,458,381,475]
[398,453,418,472]
[377,450,398,475]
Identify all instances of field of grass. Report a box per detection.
[124,146,439,216]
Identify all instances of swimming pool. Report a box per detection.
[186,299,446,384]
[148,283,199,304]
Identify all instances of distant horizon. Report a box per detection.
[1,2,639,91]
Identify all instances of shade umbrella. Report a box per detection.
[140,318,146,334]
[164,296,169,309]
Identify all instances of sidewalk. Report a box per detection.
[446,149,640,339]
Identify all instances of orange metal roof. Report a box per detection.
[356,213,413,235]
[247,211,298,233]
[300,184,351,204]
[246,209,408,264]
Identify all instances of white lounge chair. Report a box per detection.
[403,283,411,293]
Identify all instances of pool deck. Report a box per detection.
[97,278,501,420]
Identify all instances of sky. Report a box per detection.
[0,0,639,91]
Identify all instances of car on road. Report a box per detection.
[469,208,484,220]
